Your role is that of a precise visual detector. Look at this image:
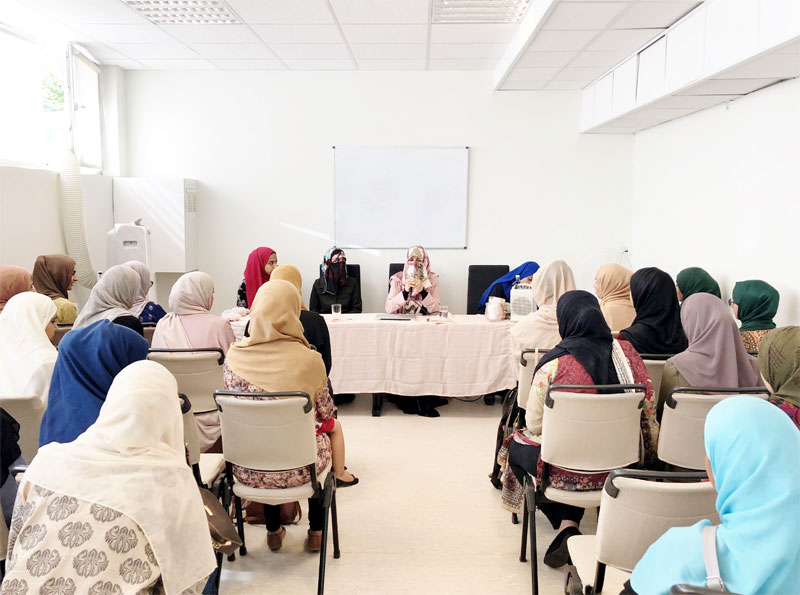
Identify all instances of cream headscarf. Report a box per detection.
[0,292,57,399]
[73,265,140,329]
[595,263,636,332]
[123,260,153,317]
[226,279,326,400]
[23,360,217,594]
[270,264,308,310]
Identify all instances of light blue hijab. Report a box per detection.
[631,396,800,594]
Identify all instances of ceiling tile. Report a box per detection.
[429,59,497,70]
[78,42,130,61]
[283,59,356,70]
[516,50,577,69]
[429,43,507,60]
[158,25,259,44]
[501,80,548,90]
[679,78,780,95]
[527,30,599,52]
[211,59,286,70]
[225,0,334,24]
[544,80,589,90]
[76,23,175,44]
[569,50,628,68]
[543,3,628,31]
[587,28,663,52]
[342,24,428,44]
[350,44,427,60]
[329,0,430,24]
[13,0,147,24]
[613,1,699,29]
[111,42,199,60]
[251,24,342,44]
[138,59,216,70]
[100,59,149,70]
[551,65,609,81]
[270,43,352,60]
[505,67,560,82]
[189,43,275,60]
[357,59,427,70]
[429,24,517,44]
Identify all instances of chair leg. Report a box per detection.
[233,495,247,556]
[512,512,519,524]
[317,498,331,595]
[331,491,340,559]
[525,479,538,595]
[593,561,606,594]
[372,393,383,417]
[520,503,528,562]
[213,551,223,594]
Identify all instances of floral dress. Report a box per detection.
[222,363,334,489]
[740,329,772,352]
[235,280,248,309]
[1,481,207,595]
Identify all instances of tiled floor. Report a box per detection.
[219,396,596,595]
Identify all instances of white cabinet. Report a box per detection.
[612,57,638,117]
[594,73,614,124]
[636,37,667,105]
[759,0,800,50]
[580,85,596,131]
[705,0,758,74]
[665,7,706,92]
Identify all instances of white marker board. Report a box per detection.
[334,147,469,249]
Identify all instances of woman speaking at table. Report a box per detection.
[385,245,440,315]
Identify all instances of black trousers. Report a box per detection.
[508,440,584,529]
[265,498,324,532]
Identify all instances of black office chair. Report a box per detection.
[388,263,404,290]
[467,265,510,315]
[345,264,361,285]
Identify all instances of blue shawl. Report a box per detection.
[478,261,540,308]
[39,320,149,446]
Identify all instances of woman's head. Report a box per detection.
[675,267,721,302]
[168,271,215,314]
[731,280,779,331]
[1,291,57,341]
[530,260,576,308]
[96,265,141,309]
[556,290,611,341]
[758,326,800,405]
[271,264,303,295]
[242,279,307,348]
[244,247,277,307]
[630,267,677,312]
[0,265,34,312]
[594,263,633,302]
[681,292,739,346]
[32,254,76,299]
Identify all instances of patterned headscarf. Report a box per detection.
[320,247,347,296]
[758,326,800,407]
[400,246,431,314]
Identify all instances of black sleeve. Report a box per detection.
[309,281,322,313]
[620,580,637,594]
[350,278,363,313]
[113,315,144,336]
[318,317,332,376]
[490,283,507,299]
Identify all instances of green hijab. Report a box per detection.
[732,280,779,331]
[676,267,721,300]
[758,326,800,407]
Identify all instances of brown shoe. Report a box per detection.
[267,526,286,551]
[305,529,322,552]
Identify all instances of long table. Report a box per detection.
[324,313,516,414]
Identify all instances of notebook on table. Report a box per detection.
[376,313,416,321]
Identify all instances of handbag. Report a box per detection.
[200,487,243,556]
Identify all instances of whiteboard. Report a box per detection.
[334,147,469,249]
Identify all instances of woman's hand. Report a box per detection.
[405,278,423,294]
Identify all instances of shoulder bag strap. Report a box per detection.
[702,525,726,591]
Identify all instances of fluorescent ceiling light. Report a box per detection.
[122,0,240,25]
[432,0,532,23]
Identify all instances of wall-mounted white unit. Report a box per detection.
[112,178,198,273]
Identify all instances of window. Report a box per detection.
[67,44,102,170]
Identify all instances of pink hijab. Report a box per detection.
[123,260,152,317]
[244,247,275,308]
[672,293,762,388]
[151,272,235,355]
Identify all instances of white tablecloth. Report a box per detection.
[325,313,516,397]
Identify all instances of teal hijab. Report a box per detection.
[732,280,779,331]
[631,396,800,594]
[676,267,721,300]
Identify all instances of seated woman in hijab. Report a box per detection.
[123,260,166,324]
[236,246,277,309]
[309,247,362,314]
[758,326,800,429]
[0,265,34,313]
[506,291,658,569]
[730,279,779,352]
[619,267,688,355]
[32,254,79,324]
[224,280,357,553]
[385,246,440,315]
[40,320,149,447]
[477,261,540,315]
[628,396,800,595]
[73,264,143,335]
[675,266,721,302]
[657,293,762,420]
[594,263,636,332]
[3,360,216,595]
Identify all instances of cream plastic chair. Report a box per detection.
[178,393,225,489]
[148,348,225,415]
[517,348,547,411]
[640,354,671,402]
[566,469,719,594]
[521,383,646,595]
[0,395,44,463]
[214,390,340,595]
[658,387,770,470]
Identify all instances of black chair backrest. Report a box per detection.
[467,265,510,315]
[346,263,361,284]
[388,262,404,290]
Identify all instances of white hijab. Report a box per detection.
[123,260,152,317]
[73,265,140,329]
[24,360,216,594]
[0,292,57,400]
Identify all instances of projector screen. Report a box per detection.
[334,146,469,249]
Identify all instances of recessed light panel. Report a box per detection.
[432,0,532,24]
[123,0,241,25]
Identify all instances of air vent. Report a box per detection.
[432,0,532,23]
[122,0,240,25]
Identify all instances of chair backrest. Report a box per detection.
[346,263,361,284]
[596,469,719,572]
[542,385,645,472]
[179,393,201,467]
[388,262,404,290]
[147,349,225,413]
[517,349,547,410]
[214,391,317,473]
[641,355,671,401]
[658,386,770,470]
[467,264,510,315]
[142,324,156,346]
[51,324,72,347]
[0,395,45,463]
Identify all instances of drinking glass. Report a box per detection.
[439,305,449,319]
[332,303,342,319]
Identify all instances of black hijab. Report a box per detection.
[534,290,620,385]
[619,267,688,355]
[1,408,22,485]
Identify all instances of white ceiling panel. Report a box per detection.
[543,3,628,31]
[429,24,518,44]
[79,42,131,61]
[76,23,175,44]
[357,59,428,70]
[651,94,741,109]
[329,0,430,24]
[350,43,427,60]
[101,59,148,70]
[544,80,590,90]
[225,0,334,24]
[680,78,781,95]
[211,59,286,70]
[270,43,352,60]
[569,49,628,68]
[527,30,599,52]
[505,67,562,82]
[251,24,342,44]
[429,59,498,70]
[586,28,664,52]
[516,51,577,68]
[342,24,428,44]
[110,42,199,60]
[282,59,356,70]
[613,1,699,29]
[159,25,260,44]
[15,0,147,24]
[501,80,548,89]
[429,43,507,60]
[138,59,215,70]
[551,65,610,80]
[189,43,275,60]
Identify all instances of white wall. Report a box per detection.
[124,70,634,313]
[631,76,800,326]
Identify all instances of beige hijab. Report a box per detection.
[596,263,636,332]
[270,265,308,310]
[73,265,140,329]
[226,279,326,400]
